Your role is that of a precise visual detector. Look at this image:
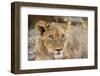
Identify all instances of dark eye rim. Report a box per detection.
[48,35,54,40]
[61,34,65,39]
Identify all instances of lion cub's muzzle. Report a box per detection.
[53,49,64,59]
[54,49,62,54]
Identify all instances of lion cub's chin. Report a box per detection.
[54,54,63,59]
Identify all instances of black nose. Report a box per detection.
[55,49,62,52]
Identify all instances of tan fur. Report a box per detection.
[34,19,87,60]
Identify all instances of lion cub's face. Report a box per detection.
[35,21,71,59]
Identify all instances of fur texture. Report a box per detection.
[34,18,87,60]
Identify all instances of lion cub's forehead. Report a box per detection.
[47,22,66,35]
[48,22,65,30]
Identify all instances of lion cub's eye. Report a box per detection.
[48,35,54,40]
[61,34,65,39]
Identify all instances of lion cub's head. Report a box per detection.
[35,20,71,59]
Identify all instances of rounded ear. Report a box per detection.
[35,20,49,35]
[63,17,72,33]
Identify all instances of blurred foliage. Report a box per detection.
[28,15,88,29]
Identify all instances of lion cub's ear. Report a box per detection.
[63,17,72,33]
[35,20,49,35]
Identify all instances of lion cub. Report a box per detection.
[34,19,87,60]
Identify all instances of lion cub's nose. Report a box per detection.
[55,49,62,52]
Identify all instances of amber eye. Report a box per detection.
[61,34,65,39]
[48,35,54,40]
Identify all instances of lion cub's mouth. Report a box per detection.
[54,53,63,59]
